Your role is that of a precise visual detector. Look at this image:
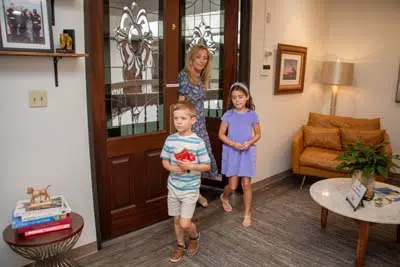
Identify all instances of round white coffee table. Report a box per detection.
[310,178,400,267]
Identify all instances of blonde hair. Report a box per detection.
[184,44,212,89]
[173,100,197,118]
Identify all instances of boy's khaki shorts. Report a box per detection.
[168,187,199,219]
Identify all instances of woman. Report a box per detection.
[177,44,219,208]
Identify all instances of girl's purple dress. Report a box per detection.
[221,109,259,178]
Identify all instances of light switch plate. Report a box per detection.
[29,90,47,108]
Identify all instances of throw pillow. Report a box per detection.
[340,128,385,147]
[303,126,342,150]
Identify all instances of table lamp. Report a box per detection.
[321,61,354,115]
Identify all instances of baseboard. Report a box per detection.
[22,241,98,266]
[252,169,292,192]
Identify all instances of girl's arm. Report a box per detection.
[242,123,261,150]
[218,121,243,150]
[162,159,185,174]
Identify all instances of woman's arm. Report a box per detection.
[218,121,243,150]
[178,95,185,101]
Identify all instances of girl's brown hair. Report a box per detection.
[227,84,255,111]
[184,44,212,89]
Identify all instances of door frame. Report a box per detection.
[85,0,252,244]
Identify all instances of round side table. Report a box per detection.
[3,212,84,267]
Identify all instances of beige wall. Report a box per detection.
[324,0,400,165]
[250,0,327,182]
[0,2,96,266]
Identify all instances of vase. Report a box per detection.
[352,170,375,201]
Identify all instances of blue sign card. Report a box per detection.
[346,179,367,211]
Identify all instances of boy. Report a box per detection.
[161,100,211,262]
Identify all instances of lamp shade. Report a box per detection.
[321,61,354,85]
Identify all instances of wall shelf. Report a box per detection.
[0,51,88,87]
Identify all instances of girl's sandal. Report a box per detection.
[198,194,208,208]
[242,215,252,227]
[220,193,232,212]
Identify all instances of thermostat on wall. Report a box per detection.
[260,64,271,76]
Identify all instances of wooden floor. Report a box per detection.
[79,177,400,267]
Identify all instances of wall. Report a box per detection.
[250,0,327,182]
[323,0,400,166]
[0,1,96,266]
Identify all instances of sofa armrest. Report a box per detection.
[292,126,305,174]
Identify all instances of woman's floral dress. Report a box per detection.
[178,70,218,178]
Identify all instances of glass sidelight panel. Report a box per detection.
[104,0,164,138]
[180,0,224,118]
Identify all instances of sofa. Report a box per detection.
[292,112,392,186]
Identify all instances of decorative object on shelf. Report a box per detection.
[321,60,354,115]
[336,141,400,200]
[26,185,51,204]
[396,63,400,103]
[0,0,53,52]
[56,29,75,53]
[274,43,307,95]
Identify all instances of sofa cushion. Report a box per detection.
[304,126,342,150]
[340,128,385,147]
[308,112,380,130]
[299,147,346,173]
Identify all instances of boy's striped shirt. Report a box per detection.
[161,133,210,191]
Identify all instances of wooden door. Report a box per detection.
[87,0,248,241]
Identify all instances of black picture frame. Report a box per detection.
[0,0,53,52]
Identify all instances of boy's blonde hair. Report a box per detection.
[184,44,212,89]
[173,100,197,118]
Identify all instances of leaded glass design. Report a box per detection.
[181,0,224,118]
[104,1,164,138]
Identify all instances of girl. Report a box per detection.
[178,44,220,208]
[218,82,261,227]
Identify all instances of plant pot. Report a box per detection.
[352,170,375,201]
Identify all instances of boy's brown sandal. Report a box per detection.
[186,232,200,256]
[170,244,185,263]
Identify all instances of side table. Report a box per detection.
[3,212,84,267]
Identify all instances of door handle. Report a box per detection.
[166,83,179,88]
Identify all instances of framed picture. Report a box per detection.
[274,43,307,95]
[0,0,53,52]
[396,63,400,103]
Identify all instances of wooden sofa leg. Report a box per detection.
[300,175,306,190]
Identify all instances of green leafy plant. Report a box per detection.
[336,141,400,179]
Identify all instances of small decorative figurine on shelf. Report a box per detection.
[26,185,51,204]
[56,29,75,53]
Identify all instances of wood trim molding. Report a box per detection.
[390,172,400,180]
[252,169,292,192]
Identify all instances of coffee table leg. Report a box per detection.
[397,225,400,243]
[356,221,369,267]
[321,207,328,228]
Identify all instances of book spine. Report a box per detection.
[23,223,71,237]
[17,215,71,233]
[12,214,66,229]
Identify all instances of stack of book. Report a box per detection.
[11,196,72,237]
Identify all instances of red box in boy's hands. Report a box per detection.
[174,148,196,162]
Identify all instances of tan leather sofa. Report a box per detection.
[292,113,392,185]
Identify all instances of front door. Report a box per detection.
[87,0,247,241]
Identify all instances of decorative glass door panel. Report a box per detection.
[105,0,164,138]
[180,0,224,118]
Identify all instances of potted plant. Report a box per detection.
[336,141,400,200]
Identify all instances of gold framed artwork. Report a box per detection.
[274,43,307,95]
